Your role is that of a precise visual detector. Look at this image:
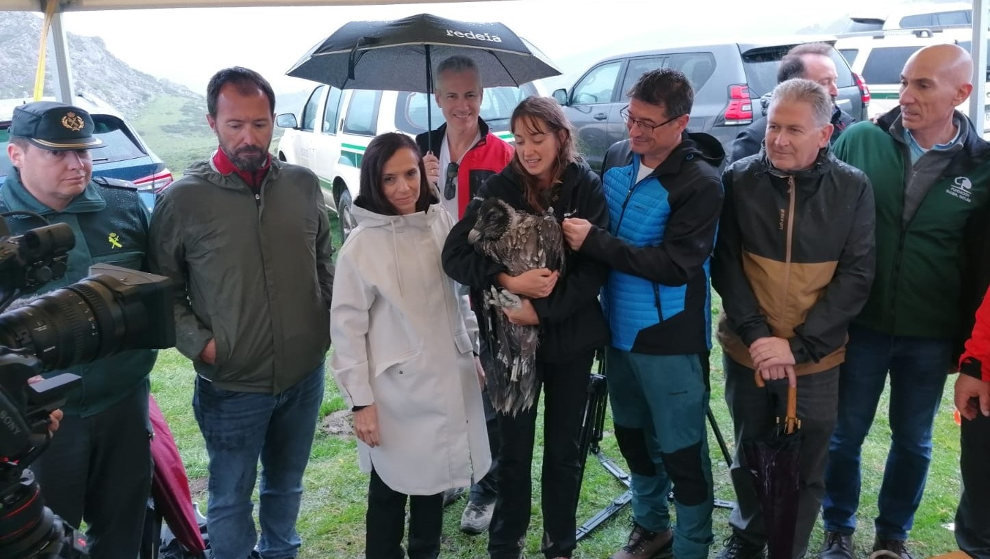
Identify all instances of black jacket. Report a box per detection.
[442,160,610,363]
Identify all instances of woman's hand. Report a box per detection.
[474,354,486,390]
[353,404,381,447]
[497,269,558,299]
[562,217,593,251]
[503,298,540,325]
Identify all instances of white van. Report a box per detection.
[275,83,537,239]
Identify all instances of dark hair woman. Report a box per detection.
[330,132,490,559]
[442,97,610,559]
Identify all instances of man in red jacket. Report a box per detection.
[955,284,990,557]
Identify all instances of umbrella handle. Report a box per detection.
[753,371,800,434]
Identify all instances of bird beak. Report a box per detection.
[467,228,481,244]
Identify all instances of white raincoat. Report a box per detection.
[330,203,491,495]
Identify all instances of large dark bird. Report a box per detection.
[467,197,565,416]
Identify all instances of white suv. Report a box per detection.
[836,28,990,127]
[275,84,536,239]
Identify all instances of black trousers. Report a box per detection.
[957,412,990,558]
[488,350,594,559]
[30,383,152,559]
[366,469,443,559]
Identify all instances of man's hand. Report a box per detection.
[200,339,217,365]
[955,374,990,421]
[750,337,796,371]
[498,269,558,298]
[423,152,440,186]
[503,298,540,325]
[757,364,797,387]
[562,217,593,251]
[354,404,381,447]
[48,409,64,434]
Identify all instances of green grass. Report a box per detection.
[150,261,964,557]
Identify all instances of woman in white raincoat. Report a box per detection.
[330,132,491,559]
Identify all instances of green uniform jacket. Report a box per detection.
[149,157,333,394]
[833,108,990,339]
[0,171,156,417]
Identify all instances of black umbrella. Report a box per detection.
[286,13,560,150]
[743,373,802,559]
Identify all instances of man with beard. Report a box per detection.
[149,67,334,559]
[2,101,156,559]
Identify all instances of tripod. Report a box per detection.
[575,370,737,541]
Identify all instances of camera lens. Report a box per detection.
[0,278,124,371]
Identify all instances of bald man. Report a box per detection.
[819,44,990,559]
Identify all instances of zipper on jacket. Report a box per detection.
[653,283,663,322]
[254,192,261,208]
[614,164,644,234]
[781,177,797,320]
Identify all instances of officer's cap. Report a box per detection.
[10,101,104,151]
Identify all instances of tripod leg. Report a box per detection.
[707,408,733,468]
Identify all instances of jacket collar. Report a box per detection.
[1,169,106,215]
[878,106,990,164]
[420,118,492,153]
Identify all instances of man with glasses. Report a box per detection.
[729,42,858,164]
[415,54,513,535]
[562,68,723,559]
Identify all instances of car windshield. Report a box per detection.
[0,114,148,179]
[394,84,537,135]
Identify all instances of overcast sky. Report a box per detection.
[56,0,880,96]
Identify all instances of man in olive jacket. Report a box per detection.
[149,67,334,559]
[822,44,990,559]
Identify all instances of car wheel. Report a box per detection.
[337,189,358,241]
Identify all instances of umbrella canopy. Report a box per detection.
[286,13,560,92]
[742,375,802,559]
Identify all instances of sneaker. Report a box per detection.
[459,500,495,534]
[870,538,914,559]
[820,531,854,559]
[715,532,767,559]
[609,522,673,559]
[441,486,466,507]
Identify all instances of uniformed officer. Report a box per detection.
[2,101,157,559]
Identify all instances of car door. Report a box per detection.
[310,86,344,212]
[295,85,326,170]
[563,60,624,172]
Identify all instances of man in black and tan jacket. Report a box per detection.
[711,79,875,559]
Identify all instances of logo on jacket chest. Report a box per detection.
[946,176,973,203]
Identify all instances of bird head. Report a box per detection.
[468,198,513,245]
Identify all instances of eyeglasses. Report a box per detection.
[445,162,459,200]
[619,105,682,132]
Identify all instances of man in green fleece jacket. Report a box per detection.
[820,44,990,559]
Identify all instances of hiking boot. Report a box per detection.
[715,532,767,559]
[820,531,854,559]
[869,537,914,559]
[459,499,495,534]
[441,486,466,507]
[609,522,672,559]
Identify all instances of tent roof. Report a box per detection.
[0,0,475,10]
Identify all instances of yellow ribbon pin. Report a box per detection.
[108,232,122,249]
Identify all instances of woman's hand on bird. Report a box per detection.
[354,404,381,447]
[498,269,558,298]
[503,298,540,325]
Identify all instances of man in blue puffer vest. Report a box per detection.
[563,68,724,559]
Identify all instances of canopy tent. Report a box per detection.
[1,0,988,126]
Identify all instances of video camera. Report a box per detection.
[0,213,175,559]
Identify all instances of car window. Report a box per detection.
[619,57,663,98]
[571,61,622,105]
[899,13,935,28]
[840,49,859,66]
[665,53,717,91]
[343,89,381,136]
[301,86,325,132]
[743,46,855,96]
[394,85,535,135]
[322,87,342,134]
[862,46,918,84]
[0,126,11,177]
[90,116,148,163]
[938,11,970,25]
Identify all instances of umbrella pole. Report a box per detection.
[426,44,433,154]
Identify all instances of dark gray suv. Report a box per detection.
[552,40,869,171]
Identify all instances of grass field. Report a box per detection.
[149,215,965,558]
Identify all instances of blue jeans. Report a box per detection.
[822,325,951,541]
[606,348,714,559]
[194,364,325,559]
